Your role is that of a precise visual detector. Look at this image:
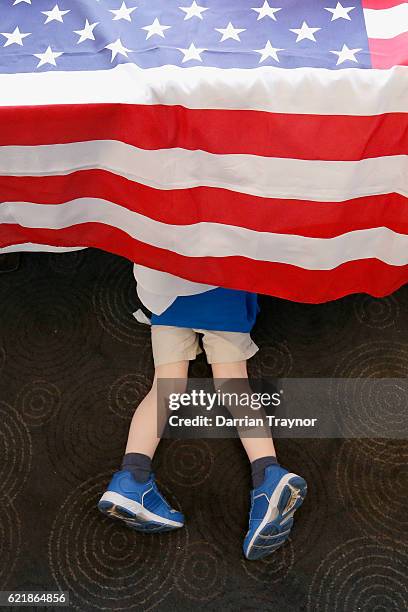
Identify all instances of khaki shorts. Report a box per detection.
[151,325,259,366]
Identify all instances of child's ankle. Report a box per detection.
[251,455,278,488]
[121,452,152,483]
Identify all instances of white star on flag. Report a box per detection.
[289,21,321,42]
[179,1,208,20]
[74,19,99,44]
[254,40,284,63]
[251,1,282,21]
[178,42,206,62]
[330,43,362,64]
[13,0,31,4]
[1,26,31,47]
[33,46,63,68]
[109,2,137,22]
[215,22,246,42]
[142,18,171,39]
[42,4,70,24]
[105,38,132,61]
[324,3,355,21]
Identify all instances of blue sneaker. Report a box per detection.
[243,465,307,560]
[98,470,184,532]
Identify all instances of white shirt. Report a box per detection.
[133,264,217,315]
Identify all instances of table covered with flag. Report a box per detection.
[0,0,407,302]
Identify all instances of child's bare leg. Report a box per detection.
[98,360,188,531]
[125,360,189,458]
[210,360,276,461]
[211,360,307,561]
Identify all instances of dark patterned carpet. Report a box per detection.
[0,249,407,612]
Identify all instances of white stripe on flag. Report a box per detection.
[364,4,408,39]
[1,198,407,268]
[0,244,87,254]
[1,63,407,115]
[0,142,406,201]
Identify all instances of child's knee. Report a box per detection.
[152,367,189,396]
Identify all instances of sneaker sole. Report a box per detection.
[244,473,307,560]
[98,491,184,532]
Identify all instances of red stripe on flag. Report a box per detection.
[368,30,408,68]
[1,172,407,238]
[363,0,406,8]
[0,223,406,303]
[0,104,407,160]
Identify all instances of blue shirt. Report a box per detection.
[150,288,259,332]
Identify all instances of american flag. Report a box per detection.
[0,0,407,302]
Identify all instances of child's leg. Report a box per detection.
[125,360,189,458]
[98,325,199,531]
[98,362,189,531]
[125,323,199,461]
[211,359,307,561]
[210,360,277,462]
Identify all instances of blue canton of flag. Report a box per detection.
[0,0,371,73]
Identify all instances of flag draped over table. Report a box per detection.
[0,0,407,302]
